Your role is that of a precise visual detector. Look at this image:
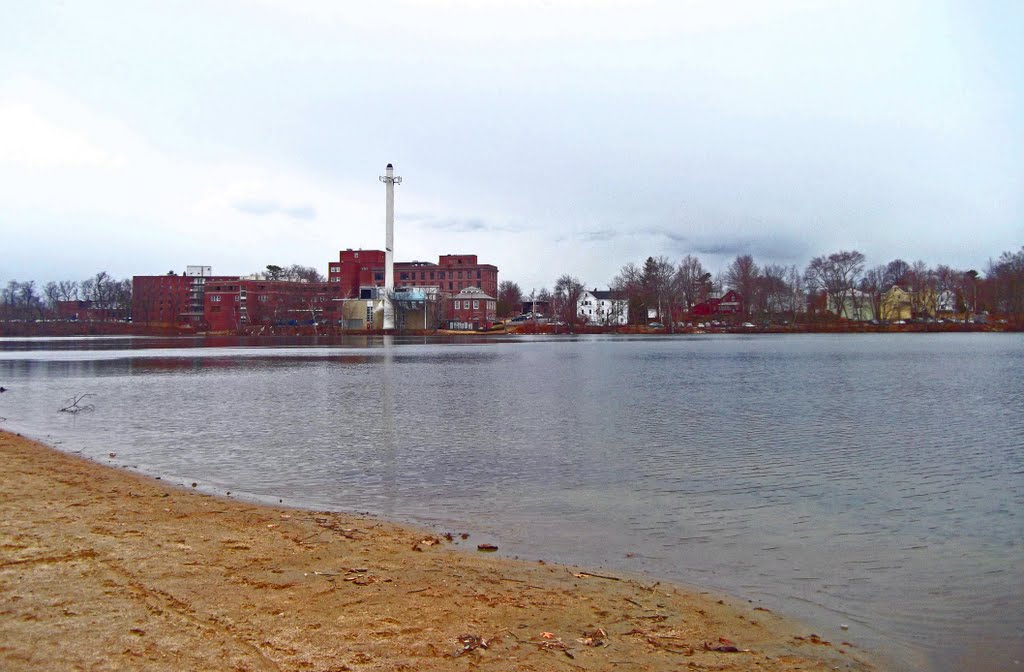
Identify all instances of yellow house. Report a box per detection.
[880,286,913,321]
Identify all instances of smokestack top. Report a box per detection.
[386,163,393,169]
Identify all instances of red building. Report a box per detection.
[203,279,340,331]
[327,249,387,298]
[447,287,497,330]
[132,272,237,327]
[327,250,498,299]
[691,290,744,317]
[134,250,498,331]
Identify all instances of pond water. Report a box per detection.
[1,333,1021,671]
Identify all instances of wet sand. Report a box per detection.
[0,430,877,671]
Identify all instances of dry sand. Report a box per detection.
[0,430,878,671]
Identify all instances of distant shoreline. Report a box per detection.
[0,318,1015,338]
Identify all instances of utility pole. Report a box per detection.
[379,163,402,331]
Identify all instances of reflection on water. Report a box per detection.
[1,333,1022,672]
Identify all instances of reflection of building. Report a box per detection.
[577,289,629,325]
[447,287,496,330]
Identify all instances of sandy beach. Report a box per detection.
[0,430,877,671]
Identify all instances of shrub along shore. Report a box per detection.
[0,431,878,671]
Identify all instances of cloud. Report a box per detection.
[282,205,317,220]
[577,229,620,242]
[232,198,317,220]
[414,215,511,233]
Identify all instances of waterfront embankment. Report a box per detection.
[0,431,877,671]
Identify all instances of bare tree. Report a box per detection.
[934,264,964,315]
[723,254,760,316]
[1,280,44,321]
[535,287,553,317]
[285,264,325,283]
[554,274,586,332]
[641,256,674,325]
[804,250,866,321]
[675,255,710,315]
[43,281,61,311]
[57,280,79,301]
[760,264,790,318]
[612,261,644,324]
[988,246,1024,324]
[883,259,911,288]
[785,265,805,322]
[906,260,936,317]
[497,280,523,318]
[862,265,887,321]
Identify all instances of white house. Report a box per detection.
[578,289,629,325]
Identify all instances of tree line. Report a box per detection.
[1,271,132,322]
[4,246,1022,328]
[497,245,1024,329]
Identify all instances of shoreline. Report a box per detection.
[1,430,879,671]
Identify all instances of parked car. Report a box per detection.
[648,322,664,329]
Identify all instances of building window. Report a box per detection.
[400,272,408,280]
[330,266,340,273]
[430,272,435,280]
[374,273,384,282]
[439,272,445,280]
[454,300,460,310]
[211,295,222,302]
[458,271,463,279]
[477,270,481,279]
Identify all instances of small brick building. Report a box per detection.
[447,287,496,330]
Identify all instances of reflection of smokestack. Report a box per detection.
[379,163,402,330]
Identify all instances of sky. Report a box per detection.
[1,0,1022,293]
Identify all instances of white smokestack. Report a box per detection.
[379,163,402,330]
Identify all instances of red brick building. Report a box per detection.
[203,279,339,331]
[133,250,497,331]
[327,250,387,298]
[447,287,497,330]
[327,250,498,299]
[132,272,237,328]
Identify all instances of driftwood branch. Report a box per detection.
[59,394,95,414]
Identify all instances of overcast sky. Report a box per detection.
[2,0,1021,293]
